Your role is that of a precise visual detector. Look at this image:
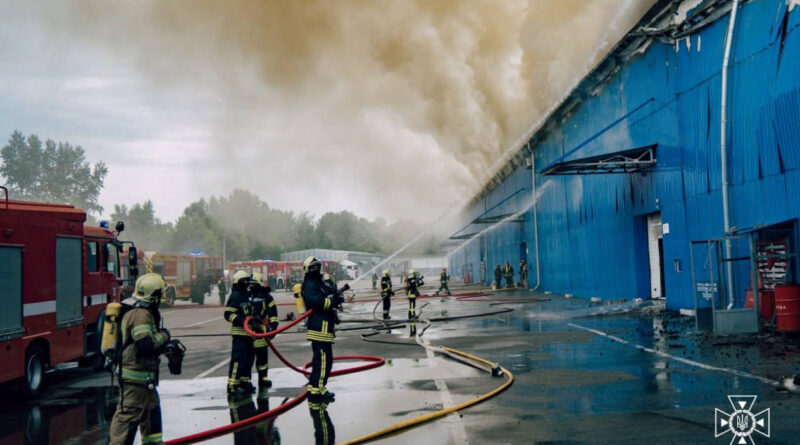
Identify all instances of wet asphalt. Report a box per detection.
[2,282,799,445]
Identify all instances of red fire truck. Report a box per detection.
[141,252,223,305]
[0,192,134,396]
[228,259,344,290]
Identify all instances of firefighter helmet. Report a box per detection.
[134,273,166,306]
[323,273,331,282]
[231,270,251,286]
[252,272,266,287]
[409,268,417,276]
[292,283,302,295]
[303,256,321,274]
[382,269,390,277]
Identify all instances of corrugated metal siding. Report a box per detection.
[450,0,800,311]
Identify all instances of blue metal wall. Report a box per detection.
[449,0,800,311]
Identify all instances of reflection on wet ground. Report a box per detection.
[3,289,800,444]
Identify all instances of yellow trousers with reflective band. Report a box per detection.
[109,383,163,445]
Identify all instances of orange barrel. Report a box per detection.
[775,284,800,332]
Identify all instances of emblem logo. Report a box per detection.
[715,395,770,445]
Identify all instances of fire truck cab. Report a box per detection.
[0,196,128,396]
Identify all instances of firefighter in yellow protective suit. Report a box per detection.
[109,273,171,445]
[251,273,279,398]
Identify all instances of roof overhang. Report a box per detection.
[541,144,657,176]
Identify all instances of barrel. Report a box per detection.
[775,284,800,332]
[745,289,775,321]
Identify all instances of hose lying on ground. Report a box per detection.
[163,309,384,445]
[167,294,517,445]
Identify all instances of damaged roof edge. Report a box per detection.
[464,0,724,210]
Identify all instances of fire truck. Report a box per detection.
[0,191,136,396]
[228,259,344,290]
[228,260,290,290]
[142,252,223,305]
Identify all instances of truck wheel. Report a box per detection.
[24,345,47,397]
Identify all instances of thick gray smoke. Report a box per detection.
[33,0,655,221]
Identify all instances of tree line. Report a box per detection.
[1,130,441,260]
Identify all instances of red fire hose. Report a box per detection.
[163,310,385,445]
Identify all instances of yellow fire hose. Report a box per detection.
[336,341,514,445]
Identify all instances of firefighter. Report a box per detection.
[218,278,227,305]
[109,273,171,445]
[435,268,451,296]
[302,256,344,402]
[494,264,502,289]
[380,269,393,320]
[309,400,335,445]
[406,268,422,336]
[519,259,528,288]
[251,273,279,397]
[372,272,378,290]
[224,270,256,396]
[503,261,514,288]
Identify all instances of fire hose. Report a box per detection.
[163,310,384,445]
[165,296,517,445]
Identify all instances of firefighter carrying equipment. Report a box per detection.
[109,273,171,445]
[302,270,344,400]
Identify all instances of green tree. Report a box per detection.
[1,130,108,216]
[110,201,174,251]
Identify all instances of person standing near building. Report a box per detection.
[436,268,451,296]
[372,272,378,290]
[380,269,393,320]
[224,270,256,396]
[519,259,528,288]
[302,256,344,402]
[406,269,422,336]
[250,273,279,397]
[109,273,171,445]
[494,264,502,289]
[218,278,227,305]
[503,261,514,288]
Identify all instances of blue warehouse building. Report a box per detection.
[448,0,800,314]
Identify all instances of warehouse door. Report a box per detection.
[647,212,665,299]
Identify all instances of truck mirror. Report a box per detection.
[128,246,138,266]
[115,221,125,233]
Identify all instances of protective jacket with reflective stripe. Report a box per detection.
[302,275,337,343]
[120,307,167,384]
[225,288,251,336]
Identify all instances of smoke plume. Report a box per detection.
[37,0,655,220]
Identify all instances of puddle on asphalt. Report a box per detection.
[0,357,475,445]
